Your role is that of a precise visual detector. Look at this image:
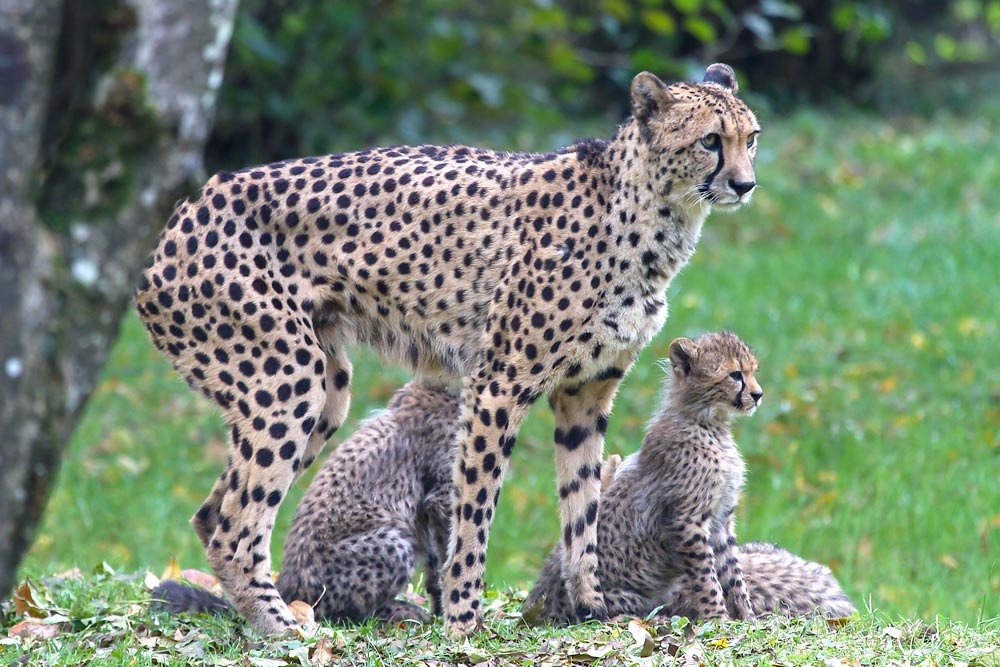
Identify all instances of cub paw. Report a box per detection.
[575,603,609,623]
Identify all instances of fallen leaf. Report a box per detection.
[402,590,426,605]
[248,658,287,667]
[13,580,48,618]
[310,636,337,666]
[8,620,61,640]
[627,619,655,657]
[883,626,903,639]
[144,571,160,590]
[826,617,852,628]
[180,569,219,590]
[288,600,316,627]
[160,557,181,581]
[53,568,83,581]
[939,554,959,570]
[287,645,311,667]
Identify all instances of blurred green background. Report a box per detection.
[19,0,1000,625]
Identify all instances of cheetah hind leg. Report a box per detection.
[205,345,350,635]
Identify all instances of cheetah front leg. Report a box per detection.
[421,485,453,616]
[549,355,633,622]
[675,518,730,621]
[442,378,533,636]
[712,511,754,621]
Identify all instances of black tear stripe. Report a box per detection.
[732,377,745,408]
[700,148,725,196]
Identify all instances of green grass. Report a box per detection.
[4,573,1000,666]
[15,98,1000,638]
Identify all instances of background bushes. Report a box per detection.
[205,0,1000,170]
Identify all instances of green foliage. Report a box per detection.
[208,0,942,169]
[4,573,1000,666]
[19,98,1000,626]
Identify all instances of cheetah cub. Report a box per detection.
[154,382,457,624]
[526,331,854,623]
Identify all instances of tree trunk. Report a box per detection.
[0,0,238,599]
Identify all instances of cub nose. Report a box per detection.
[750,390,763,403]
[729,179,756,197]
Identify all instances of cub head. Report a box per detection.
[667,331,763,420]
[630,64,760,212]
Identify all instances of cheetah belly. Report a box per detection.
[321,292,491,376]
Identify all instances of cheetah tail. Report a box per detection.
[151,580,234,616]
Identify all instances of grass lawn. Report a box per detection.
[4,573,1000,666]
[7,97,1000,663]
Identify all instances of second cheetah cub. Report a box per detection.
[528,331,854,622]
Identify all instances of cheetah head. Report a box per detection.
[667,331,763,420]
[630,64,760,213]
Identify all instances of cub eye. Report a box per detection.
[729,371,743,382]
[700,133,721,150]
[746,134,757,148]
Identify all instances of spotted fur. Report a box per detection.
[133,64,759,635]
[526,332,852,622]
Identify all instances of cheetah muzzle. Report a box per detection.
[133,63,760,636]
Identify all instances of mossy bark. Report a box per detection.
[0,0,239,599]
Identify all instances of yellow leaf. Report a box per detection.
[160,557,181,581]
[708,636,728,647]
[939,554,959,570]
[878,376,898,393]
[958,317,982,336]
[909,332,927,350]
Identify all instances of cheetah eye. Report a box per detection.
[700,133,721,151]
[746,134,757,149]
[729,371,743,382]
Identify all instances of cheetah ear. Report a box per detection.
[668,337,698,377]
[702,63,738,94]
[630,71,676,123]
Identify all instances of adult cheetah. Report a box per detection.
[133,64,760,635]
[525,332,855,623]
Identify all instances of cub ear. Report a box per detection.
[668,337,698,377]
[630,71,676,122]
[702,63,738,94]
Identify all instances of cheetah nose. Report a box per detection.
[750,390,763,403]
[729,180,756,197]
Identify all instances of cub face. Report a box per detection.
[630,64,760,212]
[668,331,763,418]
